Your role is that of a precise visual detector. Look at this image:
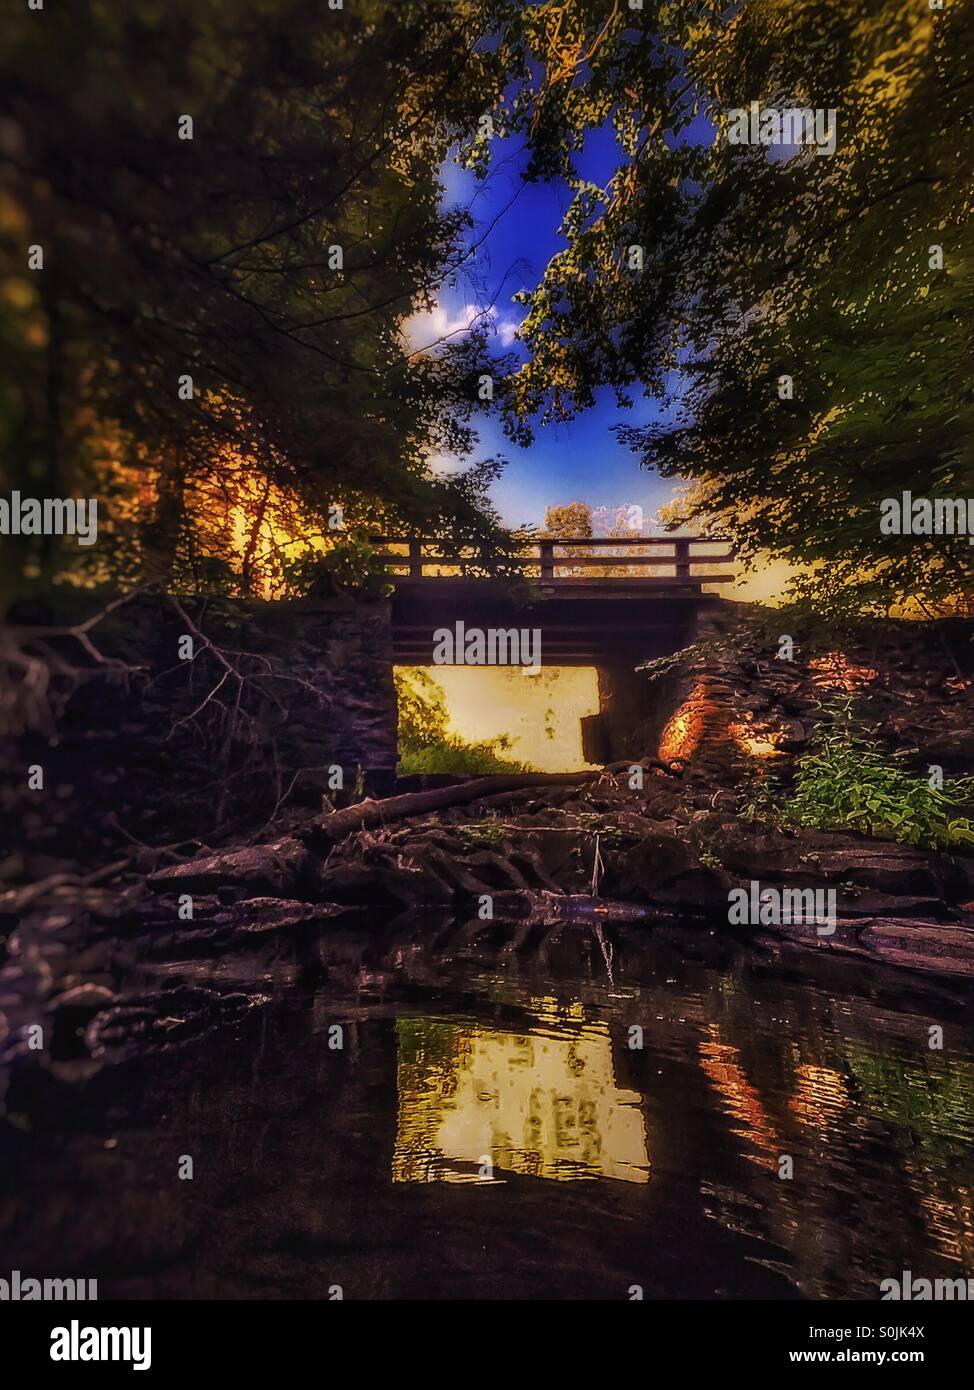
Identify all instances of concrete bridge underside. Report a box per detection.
[390,580,720,763]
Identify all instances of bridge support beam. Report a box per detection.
[580,664,652,764]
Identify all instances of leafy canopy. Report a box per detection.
[456,0,974,612]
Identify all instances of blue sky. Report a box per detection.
[415,132,681,533]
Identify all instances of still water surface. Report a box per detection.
[3,918,973,1299]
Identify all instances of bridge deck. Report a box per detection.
[370,536,735,665]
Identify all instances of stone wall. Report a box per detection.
[581,601,737,769]
[633,601,974,778]
[3,592,397,872]
[576,600,974,776]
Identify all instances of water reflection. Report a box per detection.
[3,916,974,1298]
[393,1013,649,1184]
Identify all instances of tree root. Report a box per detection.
[0,856,134,914]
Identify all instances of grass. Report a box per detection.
[397,738,530,776]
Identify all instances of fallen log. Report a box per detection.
[307,772,605,845]
[478,890,683,926]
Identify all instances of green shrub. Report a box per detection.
[741,697,974,849]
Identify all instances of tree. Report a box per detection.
[457,0,974,613]
[538,501,592,579]
[0,0,516,596]
[540,502,594,541]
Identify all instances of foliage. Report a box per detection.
[696,841,724,872]
[281,540,394,601]
[0,0,518,597]
[539,503,593,541]
[635,639,725,682]
[738,765,787,832]
[456,0,974,613]
[741,698,974,849]
[453,818,513,849]
[536,499,662,580]
[394,668,530,775]
[411,458,534,589]
[843,1046,974,1150]
[397,742,528,776]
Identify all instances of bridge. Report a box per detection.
[371,535,735,666]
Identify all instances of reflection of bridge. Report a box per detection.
[371,535,734,666]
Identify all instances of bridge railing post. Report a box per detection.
[674,538,691,583]
[539,539,554,582]
[408,538,423,579]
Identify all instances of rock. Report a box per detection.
[649,865,733,910]
[507,848,567,895]
[807,847,945,897]
[617,834,733,910]
[711,826,949,899]
[945,854,974,902]
[781,693,821,715]
[833,889,946,918]
[858,921,974,977]
[541,828,594,880]
[147,836,307,898]
[762,914,866,956]
[775,718,808,752]
[624,833,697,889]
[375,861,453,906]
[461,851,532,891]
[312,862,381,903]
[419,849,507,896]
[923,731,974,771]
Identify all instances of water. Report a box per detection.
[2,917,974,1299]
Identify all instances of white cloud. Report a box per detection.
[404,301,481,353]
[403,297,521,354]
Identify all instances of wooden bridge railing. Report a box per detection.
[369,535,735,587]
